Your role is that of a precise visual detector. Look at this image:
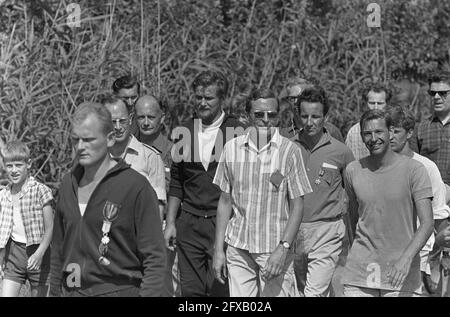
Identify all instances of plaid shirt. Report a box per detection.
[345,123,369,161]
[410,116,450,185]
[213,129,312,253]
[0,176,53,248]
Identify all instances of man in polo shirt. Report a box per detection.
[212,87,312,297]
[102,95,166,218]
[345,82,392,160]
[279,76,344,142]
[342,109,433,297]
[291,86,354,296]
[164,70,244,297]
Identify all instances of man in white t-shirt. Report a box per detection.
[388,106,450,295]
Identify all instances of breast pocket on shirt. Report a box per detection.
[317,167,339,188]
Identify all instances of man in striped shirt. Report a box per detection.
[212,87,312,297]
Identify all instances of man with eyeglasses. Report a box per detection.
[345,82,392,160]
[50,102,166,296]
[410,71,450,296]
[280,77,344,142]
[289,86,354,296]
[213,87,312,296]
[102,95,166,219]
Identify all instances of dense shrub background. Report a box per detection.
[0,0,449,188]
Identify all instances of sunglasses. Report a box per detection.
[428,90,450,98]
[254,111,278,119]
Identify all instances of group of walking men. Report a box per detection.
[1,68,450,297]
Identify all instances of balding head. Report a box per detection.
[134,95,165,137]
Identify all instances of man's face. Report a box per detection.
[367,90,387,110]
[116,85,139,110]
[194,85,223,125]
[299,102,325,137]
[5,160,30,186]
[389,126,412,153]
[361,118,390,156]
[135,100,164,137]
[429,82,450,115]
[285,85,303,106]
[106,101,131,144]
[71,114,115,167]
[249,98,279,130]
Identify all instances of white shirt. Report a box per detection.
[412,152,450,253]
[11,194,26,243]
[198,111,225,171]
[79,203,87,216]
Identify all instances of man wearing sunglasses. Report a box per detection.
[213,87,312,296]
[290,86,354,296]
[410,71,450,296]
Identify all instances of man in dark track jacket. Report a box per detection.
[50,102,166,297]
[164,70,244,297]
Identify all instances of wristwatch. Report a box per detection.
[279,240,290,250]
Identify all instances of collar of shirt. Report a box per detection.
[199,111,226,132]
[297,128,332,152]
[4,176,38,201]
[242,127,281,153]
[430,114,450,126]
[111,135,140,161]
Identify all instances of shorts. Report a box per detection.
[3,239,50,288]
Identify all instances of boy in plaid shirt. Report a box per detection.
[0,141,54,297]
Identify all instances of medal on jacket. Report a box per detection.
[98,201,120,266]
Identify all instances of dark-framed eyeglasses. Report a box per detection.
[254,111,278,119]
[428,90,450,98]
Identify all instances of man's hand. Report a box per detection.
[387,255,413,289]
[213,250,227,284]
[436,226,450,248]
[27,251,44,271]
[164,222,177,251]
[262,246,288,281]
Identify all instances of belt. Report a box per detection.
[182,209,216,219]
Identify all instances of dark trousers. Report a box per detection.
[176,210,229,297]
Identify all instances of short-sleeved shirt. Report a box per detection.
[112,135,166,201]
[293,130,354,222]
[345,123,370,160]
[342,156,432,292]
[0,176,53,247]
[213,128,312,253]
[410,116,450,185]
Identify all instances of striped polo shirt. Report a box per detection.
[213,128,312,253]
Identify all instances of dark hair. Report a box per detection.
[387,105,415,131]
[112,75,140,95]
[361,82,393,104]
[359,109,392,132]
[428,70,450,86]
[192,70,228,99]
[245,87,278,113]
[296,85,329,116]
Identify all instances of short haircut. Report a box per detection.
[245,87,278,113]
[361,82,393,104]
[100,94,130,115]
[286,76,318,90]
[135,95,168,114]
[359,109,392,132]
[72,102,113,136]
[112,75,140,95]
[387,105,415,131]
[428,70,450,86]
[1,141,30,163]
[192,70,228,100]
[296,85,329,116]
